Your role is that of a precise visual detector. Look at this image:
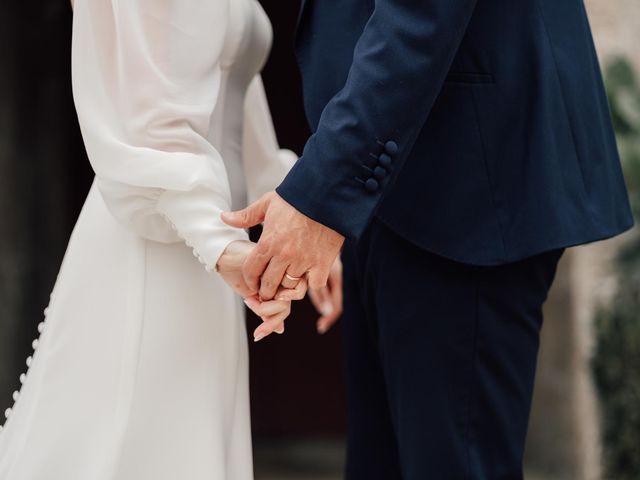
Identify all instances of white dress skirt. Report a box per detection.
[0,0,295,478]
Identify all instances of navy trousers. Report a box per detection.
[341,219,564,479]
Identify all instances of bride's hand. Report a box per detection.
[217,240,305,341]
[244,296,291,342]
[216,240,259,298]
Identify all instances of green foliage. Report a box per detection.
[593,243,640,479]
[592,57,640,480]
[605,57,640,214]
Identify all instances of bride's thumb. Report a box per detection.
[221,195,269,228]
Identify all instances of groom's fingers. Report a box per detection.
[221,193,271,228]
[307,266,331,291]
[280,274,300,290]
[276,278,308,301]
[330,266,343,316]
[318,278,343,334]
[258,259,288,301]
[308,287,330,316]
[310,286,334,334]
[242,243,272,292]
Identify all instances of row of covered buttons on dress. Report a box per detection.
[162,213,215,273]
[358,140,398,193]
[1,295,51,432]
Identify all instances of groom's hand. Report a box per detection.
[221,192,344,301]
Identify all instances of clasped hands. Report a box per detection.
[217,192,345,341]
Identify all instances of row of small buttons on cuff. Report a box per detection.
[162,213,215,272]
[359,140,398,193]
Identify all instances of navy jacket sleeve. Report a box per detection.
[276,0,478,240]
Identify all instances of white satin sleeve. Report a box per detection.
[71,0,248,271]
[242,75,297,205]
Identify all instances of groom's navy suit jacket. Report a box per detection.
[277,0,634,265]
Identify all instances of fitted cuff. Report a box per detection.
[156,187,249,271]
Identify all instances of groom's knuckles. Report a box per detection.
[253,240,273,260]
[291,280,308,300]
[259,281,278,300]
[275,245,294,263]
[273,248,295,265]
[309,262,332,290]
[243,247,270,289]
[259,262,287,299]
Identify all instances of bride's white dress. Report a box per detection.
[0,0,295,478]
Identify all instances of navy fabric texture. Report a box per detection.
[277,0,633,266]
[341,219,564,479]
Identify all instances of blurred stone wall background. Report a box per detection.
[525,1,639,479]
[585,0,640,68]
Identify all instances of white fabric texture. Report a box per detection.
[0,0,295,478]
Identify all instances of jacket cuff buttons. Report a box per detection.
[365,178,379,192]
[359,139,398,193]
[384,140,398,156]
[378,154,392,168]
[373,166,387,180]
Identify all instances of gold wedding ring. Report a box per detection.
[284,273,303,282]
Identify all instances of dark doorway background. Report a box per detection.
[0,0,346,446]
[248,0,347,438]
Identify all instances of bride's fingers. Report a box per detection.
[263,310,287,335]
[244,296,289,318]
[275,278,308,301]
[253,309,290,341]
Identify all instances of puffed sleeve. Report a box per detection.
[71,0,248,271]
[242,75,297,205]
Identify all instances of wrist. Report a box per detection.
[216,240,254,273]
